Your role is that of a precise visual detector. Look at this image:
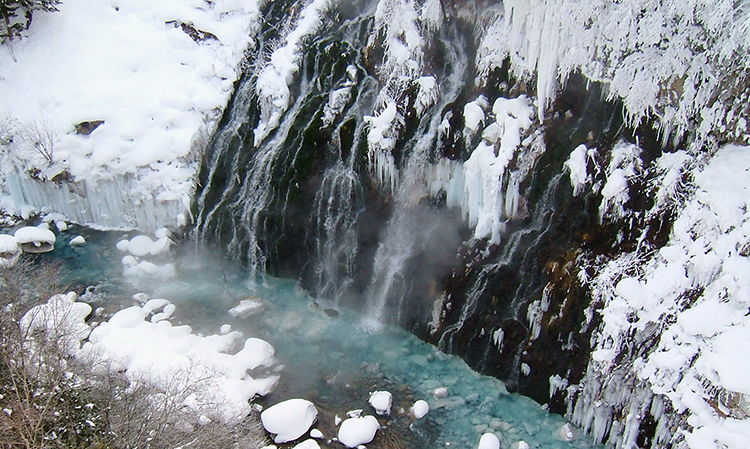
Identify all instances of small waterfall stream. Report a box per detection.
[192,0,647,446]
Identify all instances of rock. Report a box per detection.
[411,400,429,419]
[261,398,318,444]
[229,297,265,318]
[74,120,104,135]
[14,226,56,253]
[368,391,392,415]
[337,415,379,448]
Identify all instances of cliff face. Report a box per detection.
[191,1,750,447]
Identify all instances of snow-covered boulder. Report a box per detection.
[411,399,429,419]
[117,234,171,257]
[292,440,320,449]
[69,235,86,246]
[20,292,91,355]
[229,297,265,318]
[337,415,379,448]
[368,390,392,415]
[0,234,21,267]
[261,398,318,443]
[478,433,500,449]
[14,225,56,253]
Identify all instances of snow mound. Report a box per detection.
[261,398,318,444]
[20,292,91,355]
[0,234,21,267]
[368,390,392,415]
[337,415,379,448]
[477,432,500,449]
[13,225,56,253]
[411,399,429,419]
[81,299,279,424]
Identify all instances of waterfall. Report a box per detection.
[191,0,735,446]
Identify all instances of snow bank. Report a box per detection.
[261,398,318,443]
[0,0,260,231]
[20,292,91,355]
[81,298,279,424]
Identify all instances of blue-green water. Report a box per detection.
[42,225,601,449]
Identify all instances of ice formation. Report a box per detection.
[253,0,333,147]
[568,144,750,447]
[478,0,750,146]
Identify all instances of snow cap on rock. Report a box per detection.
[261,398,318,443]
[337,415,379,448]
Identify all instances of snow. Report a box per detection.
[261,398,318,444]
[20,292,91,356]
[460,96,535,244]
[13,224,56,253]
[0,234,20,267]
[478,0,750,144]
[292,440,320,449]
[478,432,500,449]
[564,144,593,197]
[117,233,171,257]
[368,390,392,415]
[81,297,279,424]
[337,415,380,448]
[0,0,260,231]
[411,399,429,419]
[229,297,265,318]
[69,235,86,246]
[253,0,333,147]
[574,144,750,448]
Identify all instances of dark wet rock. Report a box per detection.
[74,120,104,135]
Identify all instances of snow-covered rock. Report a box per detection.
[0,234,21,267]
[261,398,318,444]
[229,297,265,318]
[368,390,392,415]
[337,415,380,448]
[80,300,279,424]
[14,225,56,253]
[411,399,429,419]
[477,432,500,449]
[20,292,91,355]
[69,235,86,246]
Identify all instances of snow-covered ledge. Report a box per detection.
[0,0,262,231]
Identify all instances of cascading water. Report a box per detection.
[191,0,698,446]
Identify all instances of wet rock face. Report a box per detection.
[424,74,637,409]
[193,1,670,435]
